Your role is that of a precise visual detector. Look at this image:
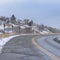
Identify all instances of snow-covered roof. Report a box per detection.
[20,25,31,29]
[32,26,40,33]
[0,25,4,30]
[5,31,12,33]
[23,25,30,28]
[20,26,25,29]
[12,24,19,27]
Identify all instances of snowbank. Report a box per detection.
[40,31,50,34]
[0,35,19,46]
[5,31,13,33]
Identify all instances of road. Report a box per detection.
[0,34,59,60]
[33,35,60,60]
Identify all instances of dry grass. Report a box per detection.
[0,32,16,38]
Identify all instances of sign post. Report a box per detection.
[18,26,20,33]
[3,23,6,33]
[11,25,14,32]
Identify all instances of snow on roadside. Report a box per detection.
[5,31,13,33]
[0,35,19,46]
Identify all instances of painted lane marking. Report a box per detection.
[32,37,60,60]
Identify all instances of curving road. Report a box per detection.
[33,35,60,60]
[0,34,59,60]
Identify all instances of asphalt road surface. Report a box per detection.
[35,35,60,60]
[0,34,58,60]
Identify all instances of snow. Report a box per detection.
[32,26,51,34]
[0,25,4,30]
[23,25,30,28]
[5,26,12,28]
[0,35,19,46]
[34,29,40,32]
[5,31,13,33]
[20,25,30,29]
[57,37,60,40]
[20,26,25,29]
[40,31,49,34]
[0,25,11,30]
[32,26,50,34]
[0,32,3,34]
[0,23,19,29]
[32,26,40,33]
[12,24,19,27]
[0,22,51,35]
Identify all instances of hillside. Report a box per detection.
[0,15,60,34]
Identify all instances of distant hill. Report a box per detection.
[37,24,60,33]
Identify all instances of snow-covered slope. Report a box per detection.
[40,31,50,34]
[0,25,4,30]
[32,26,52,34]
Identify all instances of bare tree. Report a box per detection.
[24,19,29,25]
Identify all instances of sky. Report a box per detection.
[0,0,60,29]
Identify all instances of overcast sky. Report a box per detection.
[0,0,60,29]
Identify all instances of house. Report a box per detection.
[20,25,32,33]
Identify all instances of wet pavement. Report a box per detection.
[36,35,60,58]
[0,35,52,60]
